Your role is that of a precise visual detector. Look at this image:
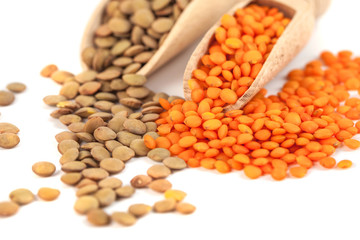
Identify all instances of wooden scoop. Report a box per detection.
[183,0,331,112]
[80,0,246,74]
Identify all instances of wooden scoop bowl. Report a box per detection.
[183,0,331,112]
[80,0,246,75]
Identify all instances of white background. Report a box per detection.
[0,0,359,239]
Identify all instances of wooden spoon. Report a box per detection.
[80,0,244,74]
[183,0,331,112]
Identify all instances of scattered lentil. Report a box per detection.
[0,201,19,217]
[9,188,35,205]
[37,187,60,201]
[32,161,56,177]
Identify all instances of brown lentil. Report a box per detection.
[61,172,83,185]
[148,179,172,192]
[32,161,56,177]
[176,202,196,214]
[99,158,125,174]
[98,177,123,189]
[147,164,171,178]
[112,212,137,226]
[130,175,152,188]
[94,188,116,207]
[6,82,26,93]
[147,148,170,162]
[162,157,187,170]
[0,90,15,106]
[128,203,152,217]
[82,168,109,181]
[37,187,60,201]
[9,188,35,205]
[153,199,176,213]
[0,201,19,217]
[115,185,135,198]
[0,123,19,134]
[76,184,99,197]
[87,209,110,226]
[0,133,20,149]
[74,196,99,214]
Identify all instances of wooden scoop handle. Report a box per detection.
[312,0,331,18]
[183,0,331,112]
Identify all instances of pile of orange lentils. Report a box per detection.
[144,4,359,180]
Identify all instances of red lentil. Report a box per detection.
[152,6,359,181]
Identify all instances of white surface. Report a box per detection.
[0,0,359,239]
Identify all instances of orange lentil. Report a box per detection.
[169,110,185,123]
[271,168,287,181]
[177,149,195,162]
[296,156,313,169]
[169,144,186,155]
[191,88,205,103]
[178,136,197,148]
[244,165,262,179]
[335,130,353,141]
[220,89,238,104]
[251,149,270,158]
[307,152,327,161]
[343,138,360,149]
[184,115,202,128]
[156,7,358,179]
[233,154,250,164]
[159,98,171,110]
[254,129,271,141]
[313,129,333,139]
[215,160,231,173]
[337,160,352,169]
[203,119,222,130]
[289,166,307,178]
[270,147,288,158]
[319,157,336,169]
[252,157,269,166]
[155,137,171,149]
[144,135,156,149]
[187,158,200,168]
[200,158,216,169]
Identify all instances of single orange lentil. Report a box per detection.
[343,139,360,149]
[319,157,336,169]
[289,166,307,178]
[243,50,263,64]
[169,110,185,123]
[313,129,333,139]
[155,137,171,149]
[244,165,262,179]
[178,136,197,148]
[187,158,200,168]
[144,135,156,149]
[215,160,231,173]
[271,168,287,181]
[254,129,271,141]
[233,154,250,164]
[184,115,202,128]
[337,160,352,169]
[200,158,216,169]
[191,88,205,103]
[220,89,238,104]
[209,52,226,65]
[296,155,313,169]
[193,142,209,152]
[159,98,171,110]
[203,119,222,130]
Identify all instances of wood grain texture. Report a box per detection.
[183,0,331,112]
